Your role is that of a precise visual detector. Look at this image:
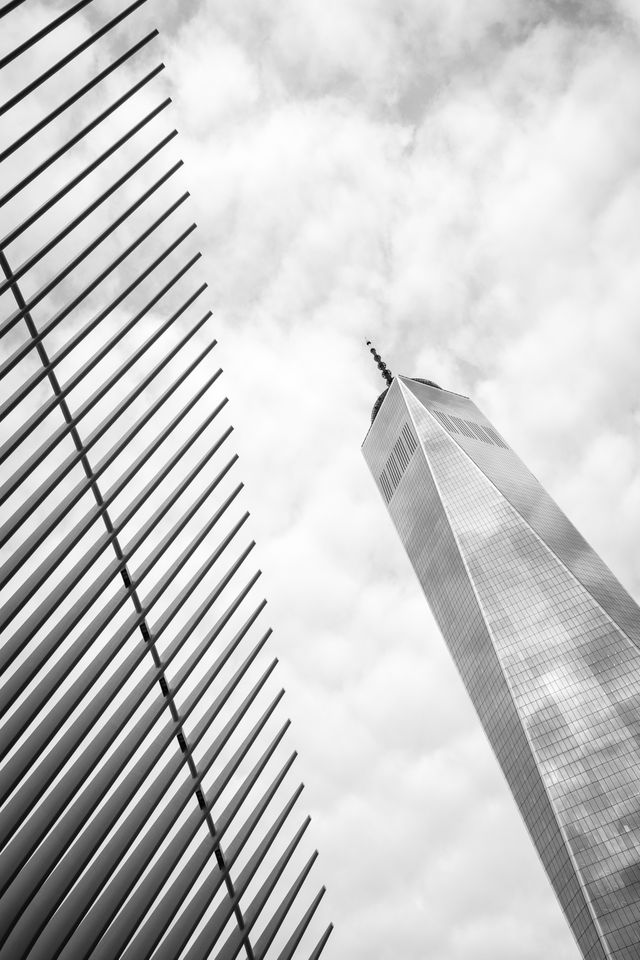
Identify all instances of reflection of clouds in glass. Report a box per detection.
[391,381,640,953]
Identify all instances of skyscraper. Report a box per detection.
[362,360,640,960]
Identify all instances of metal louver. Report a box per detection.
[0,2,332,958]
[378,423,417,502]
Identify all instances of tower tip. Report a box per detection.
[366,339,393,387]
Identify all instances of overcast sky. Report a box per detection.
[3,1,640,959]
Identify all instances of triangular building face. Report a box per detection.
[363,376,640,960]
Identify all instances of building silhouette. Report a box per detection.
[363,360,640,960]
[0,3,330,958]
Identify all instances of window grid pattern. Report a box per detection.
[362,380,606,960]
[378,423,417,502]
[0,4,331,960]
[404,387,640,960]
[432,408,508,449]
[403,380,640,654]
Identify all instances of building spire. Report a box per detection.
[366,339,393,387]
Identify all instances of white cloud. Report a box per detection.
[146,4,640,955]
[4,0,640,958]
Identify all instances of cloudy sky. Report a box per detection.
[3,1,640,958]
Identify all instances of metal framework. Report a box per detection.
[0,2,332,958]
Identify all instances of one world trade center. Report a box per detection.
[363,347,640,960]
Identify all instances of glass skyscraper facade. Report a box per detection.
[363,374,640,960]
